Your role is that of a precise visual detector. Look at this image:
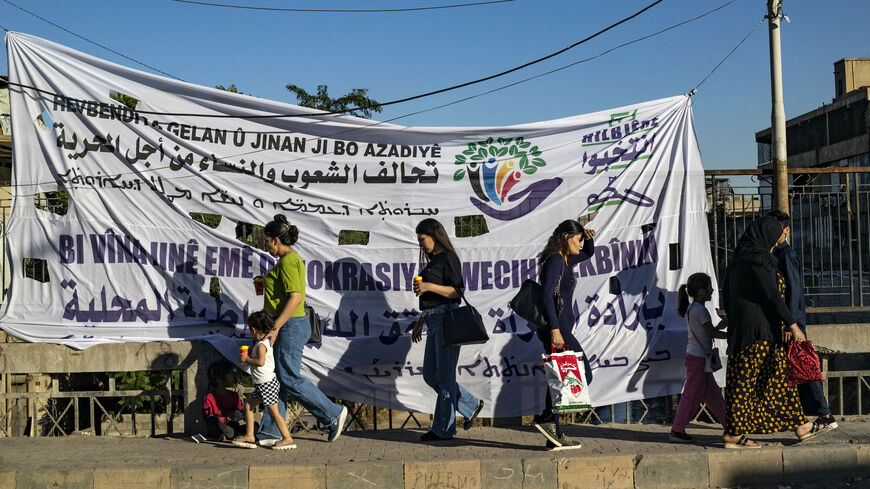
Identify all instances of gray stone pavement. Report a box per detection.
[2,418,870,468]
[1,419,870,488]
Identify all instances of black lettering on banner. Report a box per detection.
[233,127,246,147]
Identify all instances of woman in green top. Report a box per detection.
[255,214,347,445]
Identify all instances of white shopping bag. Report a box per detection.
[542,350,592,413]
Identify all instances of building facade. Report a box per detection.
[753,59,869,288]
[756,58,870,174]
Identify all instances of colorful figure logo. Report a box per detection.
[453,137,561,221]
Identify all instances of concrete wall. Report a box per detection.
[807,324,870,354]
[2,445,870,489]
[836,58,870,96]
[788,133,869,168]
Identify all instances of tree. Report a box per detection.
[109,91,139,110]
[285,84,382,119]
[215,84,244,94]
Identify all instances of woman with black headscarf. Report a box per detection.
[721,216,821,448]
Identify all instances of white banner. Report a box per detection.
[2,32,720,416]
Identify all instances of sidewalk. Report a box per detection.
[1,419,869,488]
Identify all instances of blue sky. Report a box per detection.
[2,0,868,181]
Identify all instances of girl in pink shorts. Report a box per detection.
[670,273,728,443]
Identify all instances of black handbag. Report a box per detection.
[509,267,564,329]
[305,304,322,344]
[441,288,489,347]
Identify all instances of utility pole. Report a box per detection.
[767,0,788,212]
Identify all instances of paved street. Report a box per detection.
[1,419,869,488]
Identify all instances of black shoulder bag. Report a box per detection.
[509,265,564,329]
[441,287,489,347]
[305,304,322,344]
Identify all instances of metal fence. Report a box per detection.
[0,374,182,437]
[707,168,870,320]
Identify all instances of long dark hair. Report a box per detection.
[264,214,299,246]
[415,218,457,265]
[538,219,585,271]
[677,272,712,317]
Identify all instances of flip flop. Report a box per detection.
[724,435,761,449]
[797,420,827,442]
[231,439,258,449]
[272,442,297,450]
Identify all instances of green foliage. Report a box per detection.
[235,222,267,251]
[285,84,382,119]
[109,91,139,110]
[209,277,221,298]
[34,190,69,215]
[338,230,369,245]
[113,370,183,413]
[190,212,222,229]
[454,215,489,237]
[215,84,244,94]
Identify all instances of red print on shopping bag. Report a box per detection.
[555,354,585,395]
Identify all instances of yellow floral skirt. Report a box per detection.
[724,340,806,435]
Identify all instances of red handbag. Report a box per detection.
[786,340,824,386]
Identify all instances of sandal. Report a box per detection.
[231,438,258,449]
[272,441,297,450]
[724,435,761,449]
[797,419,828,442]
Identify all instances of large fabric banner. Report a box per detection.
[2,32,720,416]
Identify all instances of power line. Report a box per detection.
[480,0,739,98]
[169,0,516,13]
[5,1,737,193]
[1,0,183,81]
[3,0,735,131]
[354,0,664,113]
[6,0,664,119]
[693,17,764,92]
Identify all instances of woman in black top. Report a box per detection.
[532,219,596,450]
[411,218,484,441]
[721,216,820,448]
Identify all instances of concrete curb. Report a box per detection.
[6,442,870,488]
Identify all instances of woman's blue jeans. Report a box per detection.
[258,315,342,440]
[422,303,480,438]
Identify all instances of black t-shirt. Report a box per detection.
[419,250,464,310]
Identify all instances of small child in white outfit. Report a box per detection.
[232,311,295,450]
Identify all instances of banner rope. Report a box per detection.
[691,17,765,93]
